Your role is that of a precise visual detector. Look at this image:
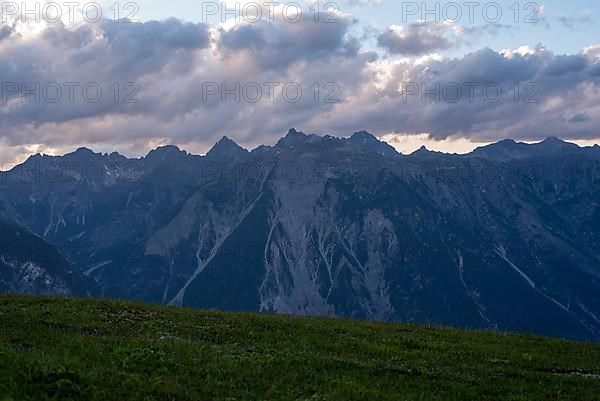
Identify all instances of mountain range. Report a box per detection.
[1,130,599,341]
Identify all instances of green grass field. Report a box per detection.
[1,294,599,401]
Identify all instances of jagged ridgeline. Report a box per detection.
[0,130,599,341]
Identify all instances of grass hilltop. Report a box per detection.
[1,294,599,401]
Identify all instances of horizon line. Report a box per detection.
[1,131,599,171]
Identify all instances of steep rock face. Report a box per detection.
[0,132,599,341]
[0,221,96,296]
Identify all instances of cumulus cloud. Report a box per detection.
[217,16,358,71]
[584,45,600,59]
[0,11,599,159]
[318,46,600,142]
[0,12,367,153]
[0,18,211,132]
[376,21,514,56]
[377,21,458,55]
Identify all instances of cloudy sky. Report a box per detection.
[0,0,599,164]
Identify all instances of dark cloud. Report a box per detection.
[218,16,357,71]
[442,47,542,84]
[0,24,13,41]
[321,46,600,141]
[543,55,587,77]
[0,14,365,153]
[219,24,267,50]
[0,15,599,159]
[0,18,212,131]
[569,113,591,123]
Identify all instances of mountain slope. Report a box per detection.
[469,137,598,161]
[1,294,599,401]
[0,131,599,341]
[0,221,96,296]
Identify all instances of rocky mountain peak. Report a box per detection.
[541,136,564,144]
[538,136,577,149]
[206,136,248,161]
[276,128,309,148]
[64,147,104,162]
[144,145,187,165]
[495,139,518,147]
[348,131,398,157]
[73,147,96,155]
[350,131,377,142]
[1,131,600,342]
[411,145,430,155]
[147,145,183,156]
